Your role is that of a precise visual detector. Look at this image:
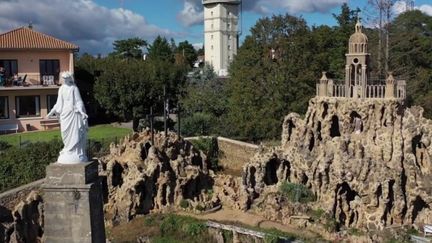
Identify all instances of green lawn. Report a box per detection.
[0,124,132,146]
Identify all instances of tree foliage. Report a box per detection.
[390,10,432,117]
[175,41,198,68]
[148,36,174,62]
[112,37,147,59]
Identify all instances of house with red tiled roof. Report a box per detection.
[0,25,79,132]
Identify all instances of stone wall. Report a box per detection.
[216,137,259,173]
[0,179,44,210]
[185,136,259,174]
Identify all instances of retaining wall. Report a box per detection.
[185,136,259,174]
[0,179,44,210]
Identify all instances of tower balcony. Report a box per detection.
[316,75,406,100]
[202,0,241,5]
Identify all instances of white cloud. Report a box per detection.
[242,0,346,14]
[392,1,408,15]
[0,0,178,54]
[177,0,346,26]
[177,0,204,27]
[418,4,432,16]
[393,1,432,16]
[192,42,203,50]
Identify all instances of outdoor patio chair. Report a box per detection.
[48,75,54,85]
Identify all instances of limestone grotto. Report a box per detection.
[101,129,218,225]
[243,97,432,231]
[241,19,432,233]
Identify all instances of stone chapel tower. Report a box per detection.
[345,19,370,98]
[203,0,241,76]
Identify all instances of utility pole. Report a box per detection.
[150,106,154,145]
[177,102,181,138]
[163,85,168,135]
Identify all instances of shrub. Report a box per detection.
[0,141,11,151]
[279,182,315,203]
[190,137,219,171]
[160,215,179,236]
[222,230,233,242]
[180,199,189,209]
[264,234,279,243]
[195,204,205,211]
[309,208,326,221]
[183,222,206,236]
[0,140,62,192]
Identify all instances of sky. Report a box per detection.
[0,0,431,54]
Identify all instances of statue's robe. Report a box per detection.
[51,83,88,163]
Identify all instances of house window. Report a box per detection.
[16,96,40,118]
[211,45,214,50]
[0,60,18,79]
[39,60,60,84]
[228,35,232,40]
[211,11,213,16]
[0,96,8,119]
[228,45,231,50]
[211,23,214,29]
[47,95,57,113]
[227,23,231,29]
[211,35,214,40]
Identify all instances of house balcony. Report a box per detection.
[0,74,60,90]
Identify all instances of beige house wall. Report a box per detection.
[0,50,73,84]
[0,88,59,131]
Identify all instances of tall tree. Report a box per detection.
[390,10,432,117]
[147,36,174,63]
[226,14,316,141]
[111,38,147,59]
[94,57,186,130]
[365,0,396,76]
[175,41,198,68]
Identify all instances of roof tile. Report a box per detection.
[0,27,79,50]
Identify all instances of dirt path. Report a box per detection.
[177,208,320,239]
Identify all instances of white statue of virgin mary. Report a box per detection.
[47,72,88,164]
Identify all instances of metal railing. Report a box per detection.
[0,74,60,88]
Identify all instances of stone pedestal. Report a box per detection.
[42,161,106,243]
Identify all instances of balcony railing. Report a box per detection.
[0,74,60,88]
[316,76,406,100]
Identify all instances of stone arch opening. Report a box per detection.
[140,142,152,160]
[350,111,363,133]
[250,167,256,188]
[287,120,296,141]
[412,134,423,167]
[112,162,124,188]
[330,115,341,137]
[322,103,328,119]
[317,121,322,141]
[412,195,429,223]
[334,182,358,228]
[264,158,280,185]
[308,133,315,151]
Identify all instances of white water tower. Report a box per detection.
[202,0,241,76]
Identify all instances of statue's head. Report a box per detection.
[61,72,75,86]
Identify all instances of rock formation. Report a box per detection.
[0,191,43,243]
[100,129,216,225]
[243,97,432,230]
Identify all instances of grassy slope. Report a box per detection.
[0,124,132,146]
